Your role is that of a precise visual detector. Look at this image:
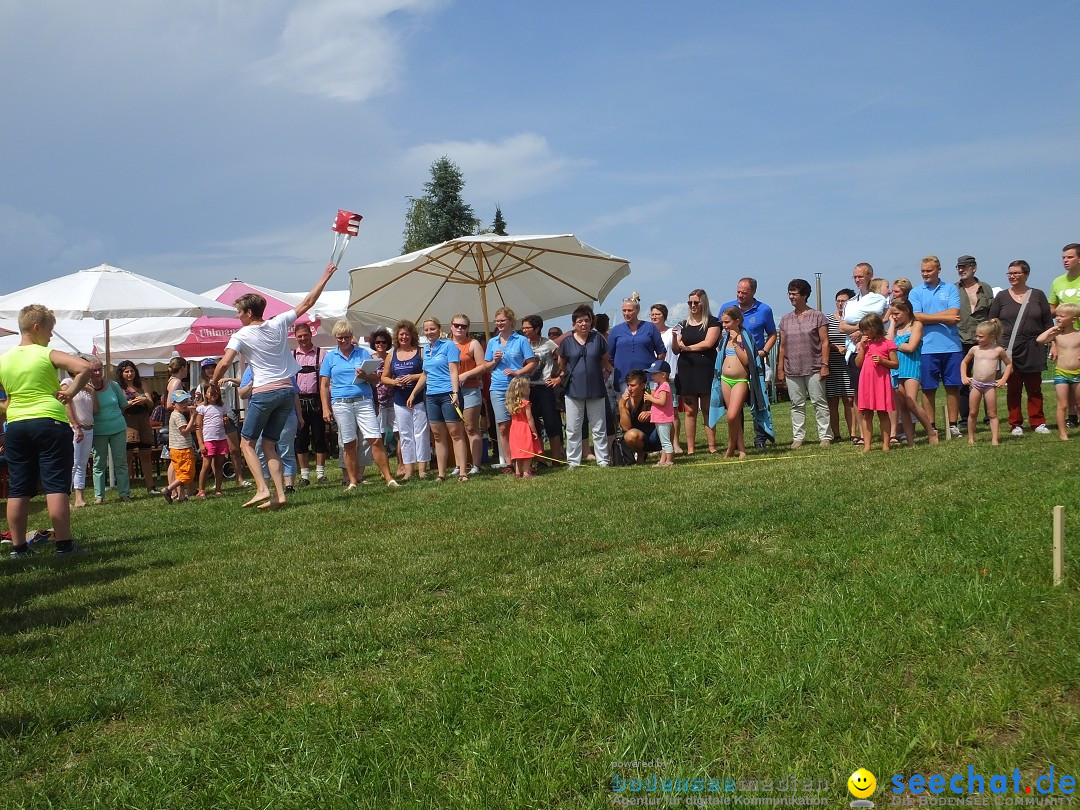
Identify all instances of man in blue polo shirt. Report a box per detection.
[909,255,963,438]
[720,277,776,450]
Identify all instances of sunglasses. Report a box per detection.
[687,300,701,306]
[451,323,469,329]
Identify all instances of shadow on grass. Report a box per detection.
[0,555,179,636]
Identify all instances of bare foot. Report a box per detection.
[723,449,735,459]
[257,498,285,511]
[738,451,747,460]
[1061,434,1070,441]
[862,447,872,454]
[242,492,272,508]
[929,434,940,445]
[969,438,975,445]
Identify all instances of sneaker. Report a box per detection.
[1011,426,1023,436]
[298,478,311,488]
[54,542,86,556]
[317,476,328,485]
[1035,424,1051,434]
[449,467,460,477]
[468,466,481,476]
[285,485,295,494]
[1068,417,1079,429]
[10,544,34,558]
[754,439,767,451]
[949,424,961,439]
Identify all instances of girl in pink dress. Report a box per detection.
[855,313,898,453]
[506,376,542,478]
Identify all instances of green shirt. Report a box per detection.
[1049,272,1080,308]
[0,343,67,423]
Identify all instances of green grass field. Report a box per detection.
[2,397,1078,809]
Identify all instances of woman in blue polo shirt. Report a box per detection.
[483,307,536,471]
[319,320,399,490]
[414,318,469,482]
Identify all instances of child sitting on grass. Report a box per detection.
[1038,302,1080,441]
[960,319,1012,446]
[164,391,197,503]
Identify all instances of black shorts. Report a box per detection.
[5,418,75,497]
[528,384,563,441]
[295,395,328,454]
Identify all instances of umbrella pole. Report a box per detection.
[479,284,492,340]
[105,319,111,368]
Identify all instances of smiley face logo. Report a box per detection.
[848,768,876,798]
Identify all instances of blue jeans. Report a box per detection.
[242,387,295,443]
[257,410,298,477]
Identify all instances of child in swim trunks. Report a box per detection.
[719,306,752,460]
[961,319,1012,446]
[1037,302,1080,440]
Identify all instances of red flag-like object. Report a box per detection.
[330,209,362,264]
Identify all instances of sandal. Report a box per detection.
[435,475,446,483]
[458,475,469,483]
[852,437,864,446]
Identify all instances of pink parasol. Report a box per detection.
[174,281,323,358]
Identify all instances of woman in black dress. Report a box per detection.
[671,288,722,454]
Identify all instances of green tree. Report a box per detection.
[401,156,479,253]
[492,205,508,236]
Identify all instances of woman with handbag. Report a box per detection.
[988,259,1054,435]
[118,360,159,493]
[558,304,612,467]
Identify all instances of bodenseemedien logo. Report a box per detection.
[848,768,876,808]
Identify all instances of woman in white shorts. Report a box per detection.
[319,321,399,490]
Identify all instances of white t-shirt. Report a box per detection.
[196,403,227,441]
[226,310,301,388]
[61,376,95,426]
[659,327,678,380]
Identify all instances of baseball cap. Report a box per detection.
[200,357,218,368]
[956,255,976,267]
[645,360,671,375]
[170,390,192,403]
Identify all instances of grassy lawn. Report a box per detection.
[2,395,1078,808]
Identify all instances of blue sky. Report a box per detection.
[3,0,1079,329]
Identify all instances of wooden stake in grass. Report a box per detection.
[1053,505,1065,587]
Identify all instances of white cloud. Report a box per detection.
[252,0,444,102]
[403,133,587,204]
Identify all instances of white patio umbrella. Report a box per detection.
[0,263,234,365]
[348,234,631,336]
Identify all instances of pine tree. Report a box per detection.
[401,157,479,253]
[492,205,508,236]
